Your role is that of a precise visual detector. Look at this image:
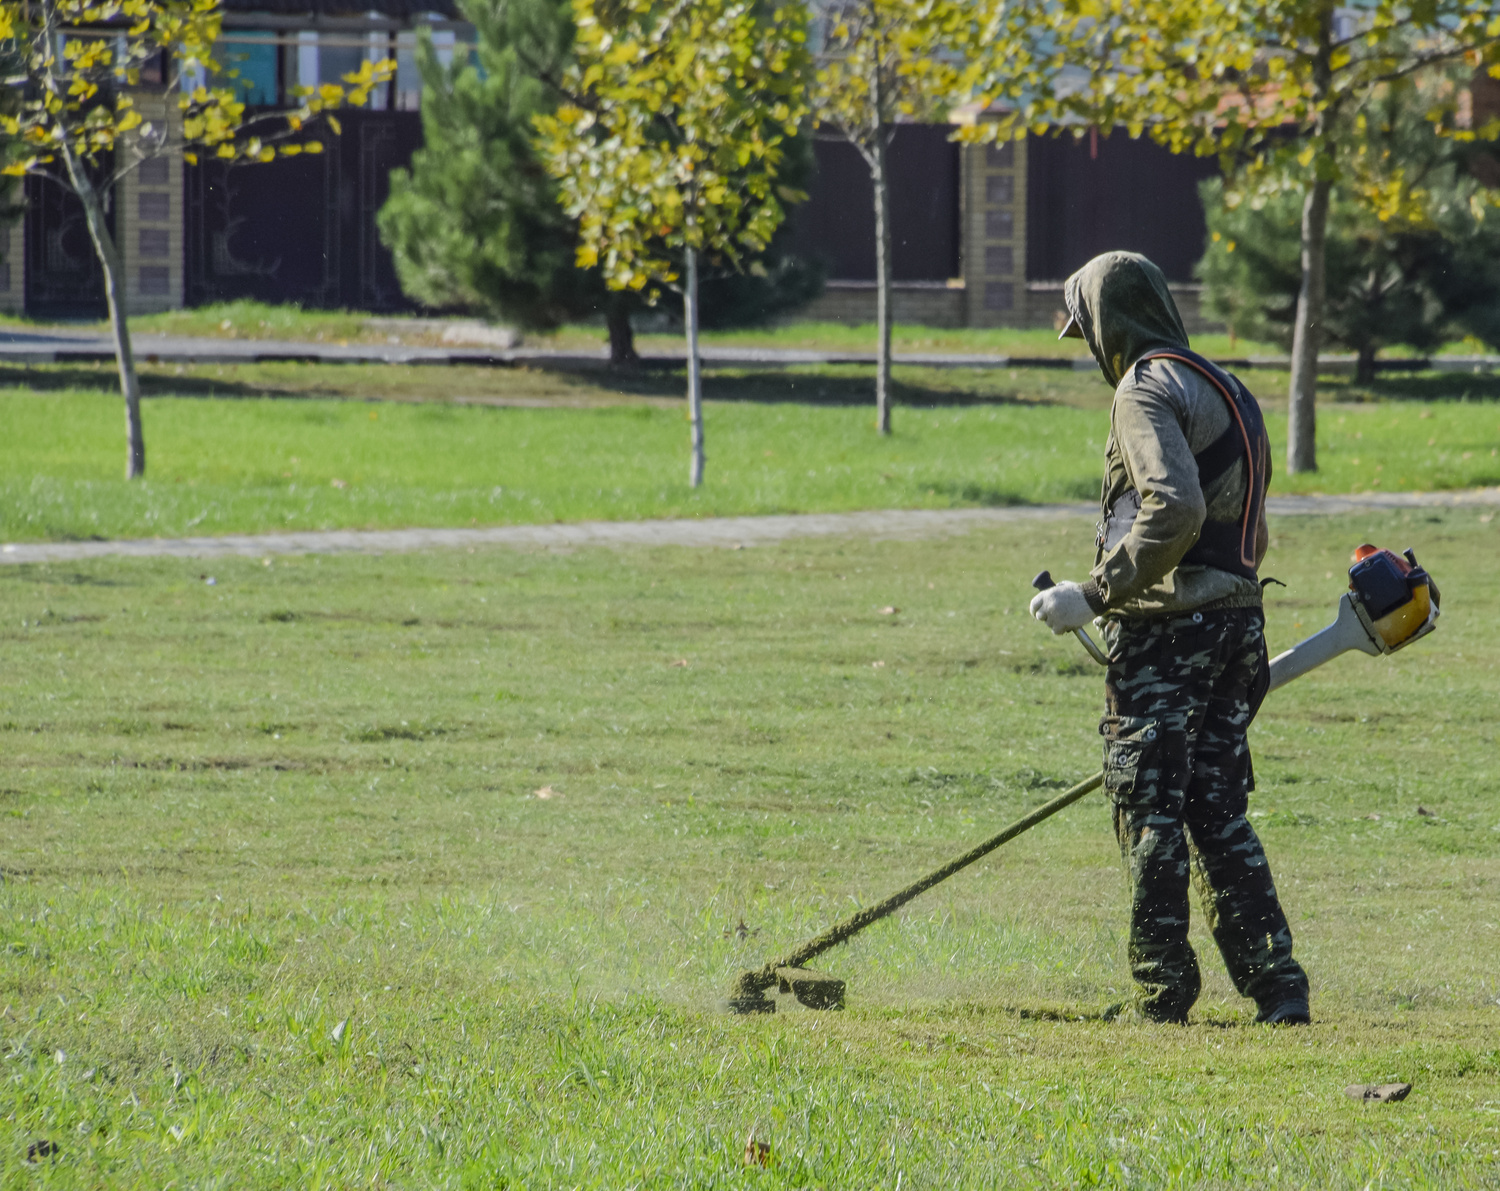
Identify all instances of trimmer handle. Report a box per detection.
[1028,567,1108,667]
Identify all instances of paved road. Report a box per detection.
[3,489,1496,566]
[2,325,1496,373]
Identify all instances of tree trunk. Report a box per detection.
[684,246,705,488]
[63,147,144,478]
[1287,7,1334,477]
[870,132,894,436]
[1287,176,1331,475]
[605,293,638,366]
[1355,341,1377,385]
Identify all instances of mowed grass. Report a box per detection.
[2,361,1500,543]
[2,509,1500,1186]
[1,301,1275,359]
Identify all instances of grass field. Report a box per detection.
[2,508,1498,1186]
[2,361,1498,544]
[9,299,1493,361]
[1,301,1276,360]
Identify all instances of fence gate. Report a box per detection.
[185,110,422,310]
[24,170,111,319]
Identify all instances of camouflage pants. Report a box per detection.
[1101,607,1308,1022]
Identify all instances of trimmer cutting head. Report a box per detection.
[724,967,847,1014]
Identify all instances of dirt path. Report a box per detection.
[3,488,1497,566]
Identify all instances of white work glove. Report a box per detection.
[1029,581,1094,635]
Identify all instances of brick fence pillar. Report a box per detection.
[0,211,23,314]
[117,93,184,314]
[961,134,1027,328]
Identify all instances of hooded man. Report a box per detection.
[1029,251,1309,1026]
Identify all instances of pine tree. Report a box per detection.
[376,0,635,351]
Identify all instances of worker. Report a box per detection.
[1029,251,1310,1026]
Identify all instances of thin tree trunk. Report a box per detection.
[1287,7,1334,476]
[1287,176,1330,475]
[871,133,894,436]
[63,148,144,478]
[605,292,638,366]
[684,246,704,488]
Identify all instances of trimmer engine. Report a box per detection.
[1266,543,1441,691]
[1347,544,1440,653]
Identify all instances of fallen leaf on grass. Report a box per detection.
[722,919,759,940]
[871,660,885,669]
[1416,806,1437,818]
[1345,1082,1412,1103]
[668,659,689,668]
[879,606,898,615]
[532,786,561,800]
[330,478,348,489]
[743,1131,772,1168]
[331,1018,349,1044]
[1361,813,1381,821]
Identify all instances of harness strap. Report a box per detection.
[1136,348,1269,580]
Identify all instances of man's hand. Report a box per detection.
[1029,581,1094,635]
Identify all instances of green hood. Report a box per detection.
[1062,252,1189,387]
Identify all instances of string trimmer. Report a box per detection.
[726,544,1440,1013]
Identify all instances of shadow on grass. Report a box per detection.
[0,362,1053,409]
[0,363,284,400]
[1324,372,1500,402]
[924,476,1098,507]
[611,367,1052,408]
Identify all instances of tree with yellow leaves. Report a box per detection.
[0,0,391,477]
[1034,0,1500,473]
[1199,68,1500,384]
[537,0,809,488]
[812,0,1042,436]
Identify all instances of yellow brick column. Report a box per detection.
[117,92,184,314]
[0,210,23,314]
[961,133,1026,328]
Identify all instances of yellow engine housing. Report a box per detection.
[1371,580,1432,650]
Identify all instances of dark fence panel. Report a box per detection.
[186,147,340,307]
[25,168,111,319]
[1025,130,1218,283]
[342,113,425,309]
[186,109,422,310]
[787,125,960,281]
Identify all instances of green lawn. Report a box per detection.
[2,509,1498,1186]
[553,320,1277,362]
[10,298,1493,361]
[0,300,1272,359]
[2,361,1499,543]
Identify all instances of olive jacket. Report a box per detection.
[1063,252,1268,618]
